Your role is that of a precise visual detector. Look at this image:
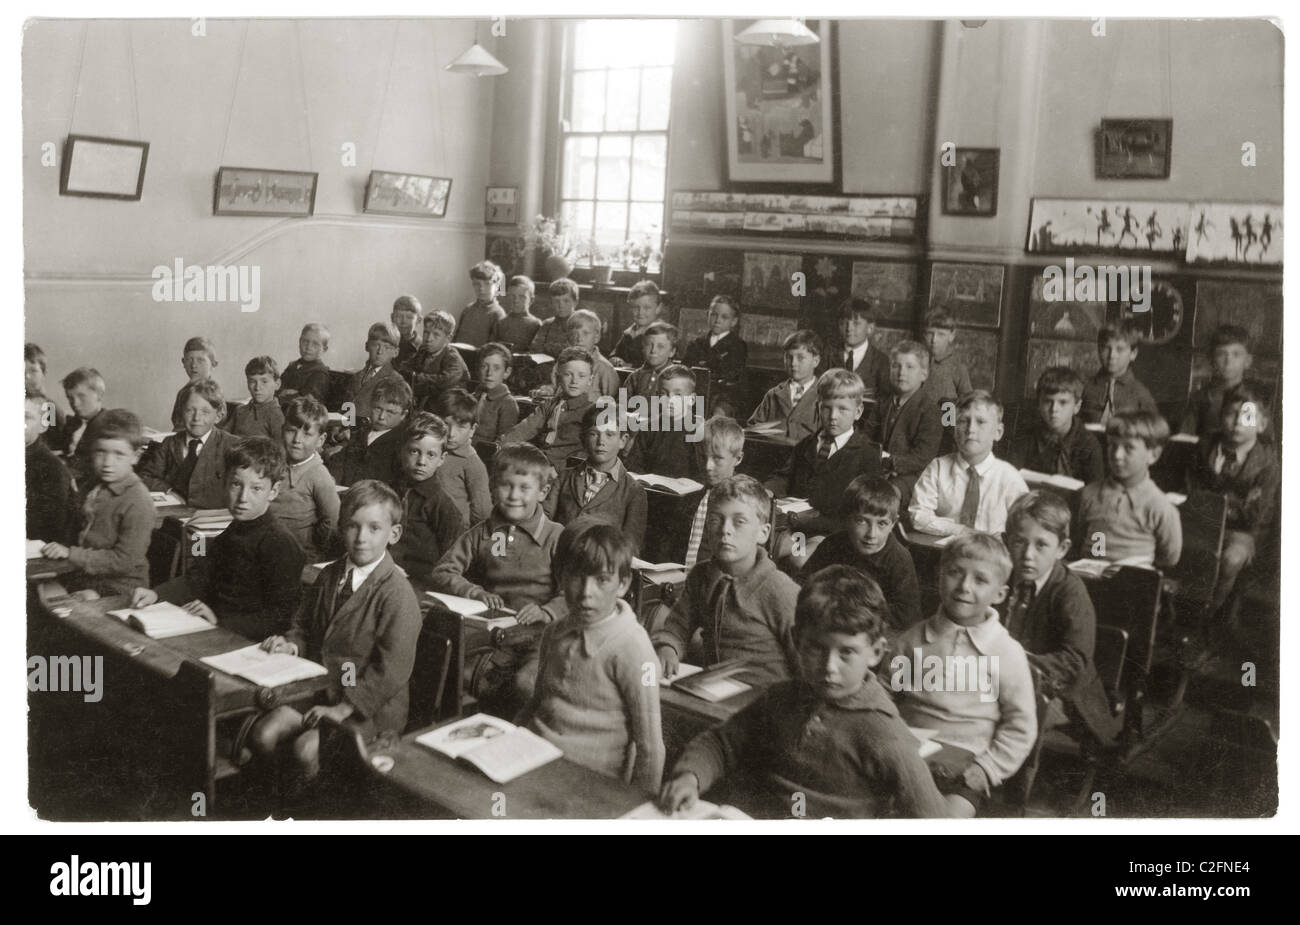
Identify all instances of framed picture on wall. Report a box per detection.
[364,171,452,218]
[214,167,317,216]
[927,262,1004,327]
[485,186,518,224]
[941,147,999,216]
[59,135,149,201]
[1095,119,1172,179]
[722,20,837,187]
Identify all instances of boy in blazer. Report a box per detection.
[835,297,891,402]
[623,365,708,481]
[502,347,597,472]
[544,402,648,555]
[681,295,748,417]
[328,378,412,487]
[868,340,944,508]
[139,377,235,509]
[747,329,822,444]
[347,322,406,423]
[253,480,422,773]
[766,369,884,568]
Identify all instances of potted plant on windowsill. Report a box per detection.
[618,234,662,276]
[520,215,575,281]
[581,237,614,286]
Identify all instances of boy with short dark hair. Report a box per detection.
[653,475,800,685]
[1077,410,1182,570]
[279,324,332,404]
[327,377,412,487]
[140,378,236,509]
[567,309,620,399]
[1188,389,1278,615]
[682,295,748,417]
[490,275,542,351]
[252,480,422,774]
[1003,491,1120,746]
[347,323,406,422]
[454,260,508,347]
[517,522,665,794]
[747,329,822,444]
[909,391,1028,536]
[391,294,424,367]
[623,364,706,480]
[26,393,73,544]
[800,476,922,631]
[1081,322,1158,426]
[229,356,286,440]
[406,310,470,411]
[171,336,218,429]
[26,342,66,441]
[431,443,567,624]
[270,397,340,561]
[56,366,107,486]
[544,401,647,554]
[433,389,493,526]
[1008,366,1104,484]
[660,565,948,819]
[132,437,305,642]
[611,280,665,368]
[869,340,943,507]
[391,413,467,586]
[536,278,579,357]
[39,409,152,596]
[473,342,520,443]
[1181,324,1259,440]
[503,346,597,471]
[625,322,679,400]
[836,298,891,401]
[890,533,1036,817]
[921,309,973,407]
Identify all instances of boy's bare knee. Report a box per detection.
[292,728,321,774]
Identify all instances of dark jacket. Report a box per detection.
[1188,438,1280,541]
[328,423,407,487]
[766,430,884,536]
[543,462,648,555]
[138,427,236,509]
[1008,417,1105,485]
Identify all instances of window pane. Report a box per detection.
[604,70,640,131]
[630,135,667,201]
[639,67,672,131]
[569,71,605,131]
[594,202,629,254]
[628,202,664,240]
[562,137,598,199]
[573,20,676,69]
[596,135,631,200]
[561,200,595,244]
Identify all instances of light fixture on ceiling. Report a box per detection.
[445,27,508,77]
[734,18,820,47]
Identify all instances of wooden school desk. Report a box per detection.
[738,426,798,480]
[30,592,332,816]
[364,717,648,819]
[27,557,79,583]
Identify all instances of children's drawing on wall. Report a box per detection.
[1185,203,1282,265]
[742,252,802,312]
[927,262,1004,327]
[1026,198,1192,256]
[849,260,918,325]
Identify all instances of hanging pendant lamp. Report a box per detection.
[734,19,820,47]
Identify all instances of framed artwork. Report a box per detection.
[214,167,317,217]
[927,262,1004,327]
[952,328,1000,392]
[1184,202,1282,266]
[59,135,149,201]
[941,147,999,216]
[680,307,798,350]
[363,171,452,218]
[1024,340,1100,398]
[849,260,919,324]
[661,244,743,311]
[722,20,837,186]
[742,252,803,313]
[670,190,919,241]
[1192,280,1282,351]
[1026,270,1108,342]
[1026,198,1191,256]
[1095,119,1172,179]
[485,186,518,224]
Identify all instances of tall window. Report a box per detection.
[560,19,676,269]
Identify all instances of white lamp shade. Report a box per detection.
[444,42,508,76]
[735,19,820,47]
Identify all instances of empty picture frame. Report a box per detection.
[214,167,318,217]
[59,135,149,201]
[365,171,452,218]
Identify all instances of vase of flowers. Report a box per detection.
[520,215,575,281]
[618,234,662,275]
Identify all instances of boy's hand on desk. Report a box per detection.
[471,590,507,611]
[182,600,217,624]
[516,603,552,625]
[657,645,680,679]
[131,587,159,608]
[261,635,297,655]
[658,772,700,814]
[303,701,354,729]
[41,543,70,560]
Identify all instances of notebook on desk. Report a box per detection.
[416,713,562,784]
[425,592,518,630]
[670,660,752,702]
[107,602,217,639]
[201,644,328,687]
[1019,469,1085,492]
[26,540,44,559]
[150,490,187,507]
[775,497,812,515]
[630,473,704,495]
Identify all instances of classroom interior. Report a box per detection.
[23,17,1282,821]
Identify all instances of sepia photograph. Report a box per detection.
[14,9,1290,854]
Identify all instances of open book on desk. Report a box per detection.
[182,509,234,532]
[107,601,217,639]
[775,497,812,515]
[26,540,45,559]
[1019,469,1085,493]
[630,473,704,495]
[670,660,752,702]
[658,663,704,687]
[201,644,328,687]
[417,713,562,784]
[150,490,187,507]
[425,592,518,630]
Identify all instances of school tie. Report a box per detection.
[884,400,902,445]
[790,381,805,404]
[334,568,355,615]
[684,496,709,570]
[817,435,834,461]
[844,349,854,369]
[1222,449,1242,480]
[175,438,202,498]
[1100,380,1115,427]
[959,463,981,528]
[1006,580,1036,639]
[582,466,609,505]
[707,574,735,665]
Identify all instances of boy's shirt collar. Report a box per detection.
[183,428,214,450]
[954,449,998,475]
[818,427,854,455]
[585,457,625,481]
[286,452,322,482]
[487,505,550,544]
[477,382,510,400]
[924,606,1005,655]
[342,550,387,589]
[553,598,637,657]
[1101,473,1157,497]
[801,671,901,714]
[705,546,778,603]
[99,470,143,495]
